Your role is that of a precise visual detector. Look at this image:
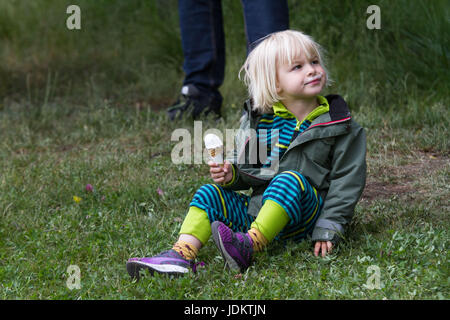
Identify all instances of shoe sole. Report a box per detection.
[211,221,241,272]
[126,260,189,280]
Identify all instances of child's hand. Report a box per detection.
[208,160,233,185]
[314,241,333,257]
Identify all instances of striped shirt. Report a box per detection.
[256,96,330,168]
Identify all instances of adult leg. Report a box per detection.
[168,0,224,120]
[240,0,290,51]
[179,0,225,92]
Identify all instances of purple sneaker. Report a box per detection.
[211,221,253,272]
[126,249,195,279]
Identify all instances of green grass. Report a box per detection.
[0,0,449,299]
[0,99,448,300]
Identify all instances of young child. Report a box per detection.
[127,30,366,278]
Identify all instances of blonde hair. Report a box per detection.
[239,30,330,113]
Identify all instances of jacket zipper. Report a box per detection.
[281,116,352,161]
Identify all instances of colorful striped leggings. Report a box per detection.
[182,170,323,243]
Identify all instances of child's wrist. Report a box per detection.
[221,164,236,187]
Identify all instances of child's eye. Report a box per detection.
[292,65,302,70]
[312,60,320,65]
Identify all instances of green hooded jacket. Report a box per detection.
[224,94,367,244]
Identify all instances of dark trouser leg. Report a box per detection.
[240,0,290,52]
[178,0,225,93]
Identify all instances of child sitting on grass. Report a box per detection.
[127,29,366,278]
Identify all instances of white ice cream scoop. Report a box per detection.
[204,133,223,164]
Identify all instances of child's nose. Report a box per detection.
[305,63,316,75]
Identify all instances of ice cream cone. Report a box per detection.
[204,133,223,164]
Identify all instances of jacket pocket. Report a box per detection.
[303,138,334,168]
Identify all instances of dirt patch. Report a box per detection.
[361,151,449,204]
[361,181,413,202]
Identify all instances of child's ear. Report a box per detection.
[274,68,284,94]
[276,84,283,94]
[275,78,282,94]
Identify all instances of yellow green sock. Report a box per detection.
[250,199,290,245]
[179,206,212,245]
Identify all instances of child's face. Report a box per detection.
[276,52,326,103]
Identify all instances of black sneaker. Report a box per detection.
[167,84,222,120]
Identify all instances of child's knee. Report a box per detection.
[195,183,219,197]
[270,170,305,191]
[276,170,304,179]
[192,183,223,208]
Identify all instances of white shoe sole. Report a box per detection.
[126,260,189,279]
[211,222,241,271]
